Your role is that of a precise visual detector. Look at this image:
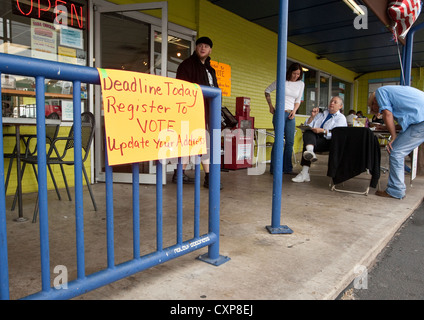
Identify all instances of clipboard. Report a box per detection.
[297,125,312,131]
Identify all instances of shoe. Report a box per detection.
[303,150,317,162]
[283,171,298,175]
[172,170,195,184]
[375,190,404,199]
[291,172,310,183]
[203,175,223,190]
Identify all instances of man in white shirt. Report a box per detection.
[292,96,347,183]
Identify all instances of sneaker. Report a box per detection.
[291,171,310,183]
[303,150,317,162]
[172,170,195,184]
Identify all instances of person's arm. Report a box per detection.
[311,127,325,135]
[176,60,192,82]
[382,109,397,153]
[264,81,276,115]
[265,92,275,115]
[288,102,299,119]
[320,113,348,140]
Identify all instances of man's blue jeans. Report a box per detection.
[270,112,296,174]
[386,121,424,199]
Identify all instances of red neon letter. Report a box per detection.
[38,0,52,19]
[15,0,33,16]
[70,3,84,29]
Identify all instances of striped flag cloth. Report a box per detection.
[388,0,422,40]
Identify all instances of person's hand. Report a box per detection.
[310,107,319,119]
[311,127,324,134]
[386,137,396,154]
[269,105,275,115]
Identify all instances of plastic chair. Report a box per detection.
[10,113,63,212]
[3,134,29,193]
[20,112,97,222]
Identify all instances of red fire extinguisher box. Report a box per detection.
[223,97,255,170]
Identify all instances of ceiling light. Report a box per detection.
[343,0,365,16]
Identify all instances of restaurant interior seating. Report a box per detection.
[18,111,97,222]
[9,112,63,216]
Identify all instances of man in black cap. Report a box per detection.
[174,36,222,189]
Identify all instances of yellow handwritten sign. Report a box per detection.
[210,61,231,97]
[98,68,207,166]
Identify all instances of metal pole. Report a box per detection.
[35,76,51,291]
[267,0,293,234]
[404,22,424,86]
[73,81,86,280]
[0,73,10,300]
[105,146,115,268]
[197,85,230,266]
[132,163,140,259]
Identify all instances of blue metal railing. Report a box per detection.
[0,53,229,300]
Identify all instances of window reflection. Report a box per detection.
[154,31,192,77]
[1,0,88,119]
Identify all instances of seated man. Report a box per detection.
[292,96,347,183]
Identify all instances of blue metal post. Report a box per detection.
[197,85,230,266]
[105,148,115,268]
[0,73,10,300]
[35,76,52,292]
[156,160,163,252]
[176,159,183,244]
[194,155,201,239]
[404,22,424,86]
[72,81,86,280]
[267,0,293,234]
[132,163,140,259]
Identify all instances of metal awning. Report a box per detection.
[208,0,424,74]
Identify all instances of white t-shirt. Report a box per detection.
[265,80,305,111]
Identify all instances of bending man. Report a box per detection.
[368,85,424,199]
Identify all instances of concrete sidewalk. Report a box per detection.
[4,152,424,300]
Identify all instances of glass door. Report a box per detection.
[150,28,192,77]
[318,72,331,110]
[93,1,168,184]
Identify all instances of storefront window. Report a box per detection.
[153,31,192,77]
[298,68,317,115]
[1,0,88,62]
[319,73,330,110]
[333,77,352,115]
[291,60,352,115]
[1,0,88,120]
[100,12,150,73]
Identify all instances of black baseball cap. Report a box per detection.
[196,36,213,48]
